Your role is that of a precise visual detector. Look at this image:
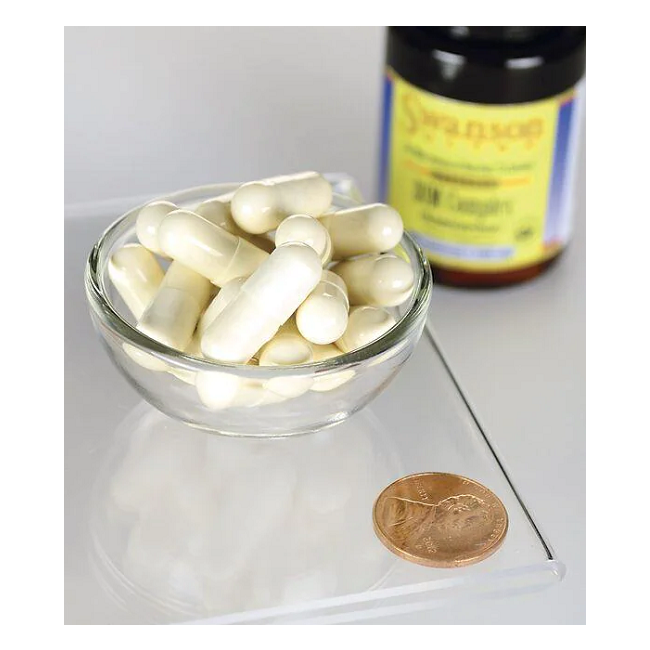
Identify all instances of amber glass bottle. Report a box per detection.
[380,27,586,287]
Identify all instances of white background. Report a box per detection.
[65,27,385,205]
[64,26,585,624]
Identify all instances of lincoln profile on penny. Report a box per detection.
[382,494,490,545]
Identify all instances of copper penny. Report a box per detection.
[372,472,508,568]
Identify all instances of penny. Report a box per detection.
[372,472,508,568]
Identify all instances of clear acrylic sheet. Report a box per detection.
[81,324,562,625]
[66,174,562,624]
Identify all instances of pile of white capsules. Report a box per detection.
[108,172,413,409]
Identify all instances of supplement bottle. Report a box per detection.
[380,27,586,287]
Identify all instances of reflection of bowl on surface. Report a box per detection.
[84,183,432,436]
[89,403,401,623]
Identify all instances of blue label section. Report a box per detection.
[412,233,514,262]
[545,96,575,244]
[378,74,393,202]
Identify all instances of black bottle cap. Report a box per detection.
[441,27,554,43]
[387,27,586,104]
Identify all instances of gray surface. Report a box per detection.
[400,160,586,624]
[395,136,586,623]
[65,27,585,624]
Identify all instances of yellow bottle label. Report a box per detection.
[380,68,584,272]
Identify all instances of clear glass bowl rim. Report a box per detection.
[84,183,433,378]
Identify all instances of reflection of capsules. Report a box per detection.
[90,404,399,622]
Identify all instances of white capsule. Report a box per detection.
[310,344,356,392]
[274,214,332,265]
[319,203,403,259]
[196,373,286,410]
[233,383,285,408]
[231,172,332,234]
[198,276,246,337]
[123,345,166,373]
[186,335,203,357]
[196,371,243,410]
[201,243,322,364]
[258,320,314,398]
[128,330,203,379]
[169,367,197,385]
[168,336,202,385]
[296,270,349,345]
[311,343,341,362]
[194,348,260,404]
[108,244,164,319]
[336,306,396,354]
[332,254,414,307]
[135,201,178,255]
[158,209,269,286]
[194,196,234,227]
[193,173,309,210]
[258,320,313,366]
[129,262,212,371]
[195,197,276,253]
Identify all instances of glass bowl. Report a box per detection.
[84,183,433,436]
